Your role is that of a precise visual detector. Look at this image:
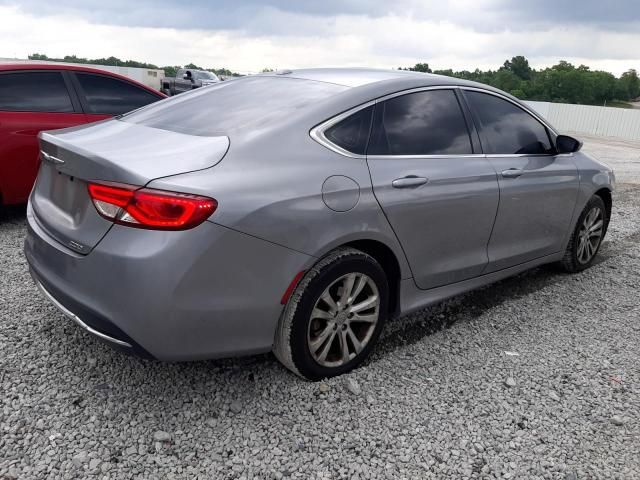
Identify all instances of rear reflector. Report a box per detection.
[281,270,306,305]
[88,182,217,230]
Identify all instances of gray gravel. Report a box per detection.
[1,183,639,479]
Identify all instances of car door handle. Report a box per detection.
[392,176,429,188]
[501,168,524,178]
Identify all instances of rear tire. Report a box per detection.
[559,195,608,273]
[273,248,388,381]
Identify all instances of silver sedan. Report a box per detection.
[25,68,614,380]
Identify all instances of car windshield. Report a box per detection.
[122,76,347,137]
[196,71,218,80]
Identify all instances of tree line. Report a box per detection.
[400,56,640,107]
[28,54,240,79]
[27,53,640,106]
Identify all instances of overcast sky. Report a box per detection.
[1,0,638,75]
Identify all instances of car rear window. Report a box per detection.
[75,73,160,115]
[122,76,347,136]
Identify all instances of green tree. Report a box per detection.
[618,69,640,100]
[589,71,617,104]
[184,63,204,70]
[28,53,243,79]
[432,68,454,77]
[491,69,521,93]
[210,67,240,77]
[29,52,160,69]
[501,55,532,80]
[402,56,636,106]
[161,66,180,77]
[408,62,432,73]
[28,53,49,61]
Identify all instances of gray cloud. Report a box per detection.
[4,0,640,33]
[499,0,640,25]
[2,0,639,75]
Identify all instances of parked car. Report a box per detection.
[0,63,165,206]
[25,68,614,380]
[160,68,220,96]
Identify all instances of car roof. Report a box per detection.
[253,68,547,136]
[263,67,480,89]
[0,62,165,97]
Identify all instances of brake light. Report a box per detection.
[88,182,217,230]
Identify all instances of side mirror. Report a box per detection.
[556,134,582,154]
[182,74,189,80]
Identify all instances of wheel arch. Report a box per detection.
[341,239,403,317]
[594,187,612,224]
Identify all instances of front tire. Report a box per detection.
[559,195,608,273]
[273,248,388,381]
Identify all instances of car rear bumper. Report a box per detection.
[30,268,154,358]
[24,202,313,361]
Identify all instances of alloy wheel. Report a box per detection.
[577,206,604,264]
[307,272,380,368]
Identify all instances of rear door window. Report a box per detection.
[0,71,74,112]
[368,89,472,156]
[75,73,160,115]
[465,91,553,155]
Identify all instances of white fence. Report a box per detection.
[525,101,640,141]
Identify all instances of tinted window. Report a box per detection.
[76,73,159,115]
[0,72,73,112]
[368,89,472,156]
[123,77,347,137]
[465,91,553,155]
[324,105,373,155]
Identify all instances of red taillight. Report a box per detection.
[88,182,217,230]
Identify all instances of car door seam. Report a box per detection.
[559,155,582,249]
[363,156,417,282]
[479,160,502,276]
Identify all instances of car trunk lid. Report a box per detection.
[31,120,229,254]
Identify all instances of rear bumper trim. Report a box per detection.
[34,278,133,349]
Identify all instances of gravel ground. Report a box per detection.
[1,185,639,477]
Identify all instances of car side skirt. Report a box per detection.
[399,251,564,316]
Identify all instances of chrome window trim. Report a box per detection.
[458,86,559,137]
[484,153,570,158]
[310,84,561,159]
[368,153,571,160]
[309,99,376,159]
[368,154,486,160]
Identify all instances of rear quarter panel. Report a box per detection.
[147,121,413,279]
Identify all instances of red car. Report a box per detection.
[0,63,166,206]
